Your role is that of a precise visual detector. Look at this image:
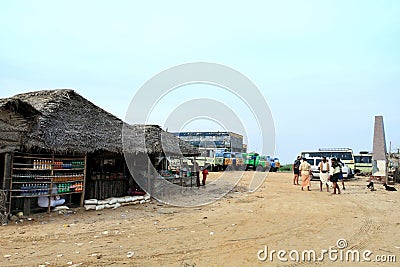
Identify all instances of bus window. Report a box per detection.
[355,155,372,164]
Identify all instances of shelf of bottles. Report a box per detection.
[12,159,85,170]
[12,180,84,197]
[10,155,86,198]
[12,182,84,197]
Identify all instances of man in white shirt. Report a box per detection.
[319,157,330,192]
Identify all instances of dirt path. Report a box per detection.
[0,172,399,266]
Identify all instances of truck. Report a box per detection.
[244,152,270,171]
[222,152,245,171]
[180,153,224,172]
[211,152,224,171]
[268,157,281,172]
[243,153,280,172]
[194,154,224,172]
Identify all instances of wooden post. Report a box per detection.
[179,158,183,186]
[23,198,31,216]
[4,153,12,213]
[3,153,12,190]
[147,156,151,195]
[48,154,54,213]
[80,154,87,207]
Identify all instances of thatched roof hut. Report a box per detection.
[0,89,198,156]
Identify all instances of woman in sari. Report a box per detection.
[299,158,312,191]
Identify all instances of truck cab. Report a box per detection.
[244,152,270,171]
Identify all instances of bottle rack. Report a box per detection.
[13,159,85,170]
[6,153,87,214]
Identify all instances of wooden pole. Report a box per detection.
[387,142,391,184]
[147,155,151,195]
[48,153,54,214]
[4,153,12,214]
[81,154,87,207]
[180,158,183,186]
[3,153,12,190]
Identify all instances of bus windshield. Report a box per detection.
[302,151,353,161]
[354,155,372,163]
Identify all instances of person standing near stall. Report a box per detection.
[192,159,200,187]
[202,167,209,186]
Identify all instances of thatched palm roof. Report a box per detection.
[0,89,198,156]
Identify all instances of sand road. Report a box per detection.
[0,172,399,266]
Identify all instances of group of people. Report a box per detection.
[293,156,345,194]
[175,160,209,187]
[191,160,209,187]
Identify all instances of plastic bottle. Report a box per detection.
[21,184,25,196]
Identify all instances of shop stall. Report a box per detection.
[1,89,199,216]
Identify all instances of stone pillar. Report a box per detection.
[371,116,387,182]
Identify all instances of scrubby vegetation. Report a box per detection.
[278,164,292,172]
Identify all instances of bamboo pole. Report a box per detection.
[81,153,87,207]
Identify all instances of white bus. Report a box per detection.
[301,148,355,177]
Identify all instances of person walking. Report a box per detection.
[293,156,301,185]
[319,157,330,192]
[330,158,341,194]
[299,158,311,191]
[337,158,346,190]
[202,168,209,186]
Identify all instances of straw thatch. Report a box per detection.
[0,89,198,156]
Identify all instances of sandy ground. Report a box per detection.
[0,172,399,267]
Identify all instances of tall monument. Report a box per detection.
[371,115,387,182]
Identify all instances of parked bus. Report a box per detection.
[304,157,352,180]
[301,148,355,177]
[354,151,373,175]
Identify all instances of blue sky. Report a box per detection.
[1,0,400,164]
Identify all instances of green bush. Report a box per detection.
[279,164,292,172]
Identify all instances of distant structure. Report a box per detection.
[172,132,244,156]
[242,144,248,153]
[371,115,387,182]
